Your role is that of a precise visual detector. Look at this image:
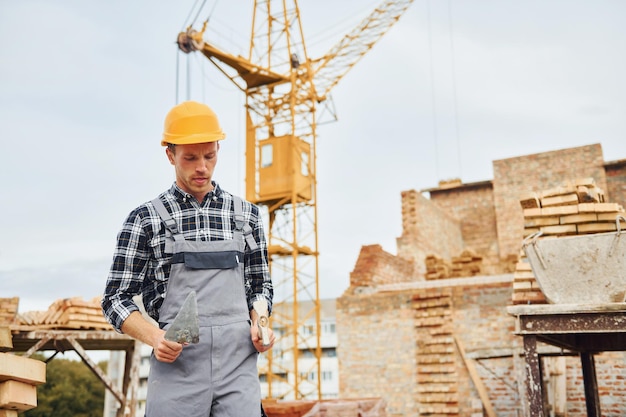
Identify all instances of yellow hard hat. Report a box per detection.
[161,100,226,146]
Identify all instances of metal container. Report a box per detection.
[522,216,626,304]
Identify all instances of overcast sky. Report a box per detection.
[1,0,625,314]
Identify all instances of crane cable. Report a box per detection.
[175,0,220,103]
[426,0,462,182]
[426,0,440,180]
[182,0,209,31]
[448,0,462,180]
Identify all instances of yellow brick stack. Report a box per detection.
[512,178,625,304]
[0,300,18,328]
[413,291,459,416]
[425,255,450,280]
[0,299,46,416]
[425,250,483,280]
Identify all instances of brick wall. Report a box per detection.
[348,244,415,291]
[337,280,520,417]
[493,143,607,260]
[427,181,501,274]
[605,159,626,208]
[336,291,419,417]
[397,190,463,275]
[565,353,626,416]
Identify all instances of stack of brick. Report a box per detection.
[412,290,459,416]
[512,178,626,304]
[425,255,450,280]
[425,250,483,280]
[0,302,46,416]
[449,250,483,278]
[15,297,113,331]
[0,300,18,327]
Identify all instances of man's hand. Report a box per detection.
[152,330,185,363]
[251,321,275,352]
[121,311,185,363]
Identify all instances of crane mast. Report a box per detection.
[177,0,414,400]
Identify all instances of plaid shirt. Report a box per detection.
[102,182,273,332]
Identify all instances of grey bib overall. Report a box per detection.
[146,196,261,417]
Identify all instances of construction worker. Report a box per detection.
[102,100,274,416]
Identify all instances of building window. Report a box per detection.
[322,348,336,358]
[300,349,315,358]
[299,372,316,382]
[261,143,273,168]
[301,151,309,176]
[323,322,336,334]
[301,324,314,335]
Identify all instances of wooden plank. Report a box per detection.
[579,202,623,213]
[576,185,600,203]
[541,205,578,216]
[513,281,533,291]
[64,306,105,316]
[66,336,125,405]
[523,208,542,218]
[0,353,46,385]
[540,184,576,198]
[519,192,541,209]
[64,320,113,330]
[0,298,19,326]
[0,380,37,411]
[541,193,579,207]
[0,409,18,417]
[454,337,497,417]
[514,270,536,281]
[42,300,64,324]
[0,328,12,352]
[540,224,577,236]
[577,222,617,234]
[60,311,108,324]
[595,203,623,212]
[559,213,597,225]
[597,212,626,221]
[511,291,546,304]
[524,216,560,227]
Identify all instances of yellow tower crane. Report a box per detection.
[177,0,414,400]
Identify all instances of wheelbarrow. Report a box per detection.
[522,215,626,304]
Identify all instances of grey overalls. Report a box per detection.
[146,195,261,417]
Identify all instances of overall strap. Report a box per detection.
[151,197,185,244]
[232,195,258,251]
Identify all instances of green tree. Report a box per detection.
[21,355,107,417]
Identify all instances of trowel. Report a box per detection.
[253,299,271,346]
[164,290,200,344]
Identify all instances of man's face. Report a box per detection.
[166,141,219,202]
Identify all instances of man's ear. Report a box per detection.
[166,147,175,165]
